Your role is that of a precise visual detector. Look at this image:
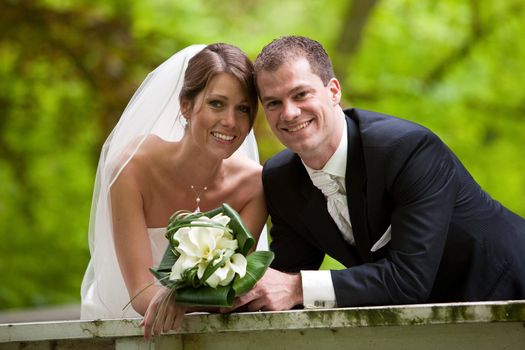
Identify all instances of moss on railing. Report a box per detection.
[1,301,525,350]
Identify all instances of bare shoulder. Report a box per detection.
[222,152,263,203]
[112,134,170,187]
[225,152,263,183]
[224,153,267,234]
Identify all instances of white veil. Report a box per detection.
[80,45,268,319]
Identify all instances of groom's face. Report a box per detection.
[257,57,342,164]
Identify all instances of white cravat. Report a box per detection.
[310,170,355,245]
[300,119,348,309]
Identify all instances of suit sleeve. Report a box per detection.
[332,130,459,306]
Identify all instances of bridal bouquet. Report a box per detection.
[149,203,274,307]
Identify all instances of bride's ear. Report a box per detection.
[180,99,192,120]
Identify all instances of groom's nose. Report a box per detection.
[281,101,300,121]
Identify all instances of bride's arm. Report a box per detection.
[238,166,269,246]
[110,166,186,338]
[110,166,156,315]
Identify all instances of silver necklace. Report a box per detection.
[190,185,208,212]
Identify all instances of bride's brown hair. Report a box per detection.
[179,43,258,126]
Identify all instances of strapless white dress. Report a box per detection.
[80,228,168,319]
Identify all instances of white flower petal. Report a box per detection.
[228,253,247,278]
[211,213,231,226]
[217,236,238,251]
[211,264,235,287]
[173,227,201,257]
[222,231,234,240]
[197,260,209,279]
[205,273,221,288]
[188,226,216,257]
[170,254,199,281]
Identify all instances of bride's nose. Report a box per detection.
[220,108,236,128]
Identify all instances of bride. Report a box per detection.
[80,43,269,332]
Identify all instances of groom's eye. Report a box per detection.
[265,100,280,109]
[295,91,308,99]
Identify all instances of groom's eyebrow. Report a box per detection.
[260,95,277,103]
[260,85,310,103]
[289,85,311,94]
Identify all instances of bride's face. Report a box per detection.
[184,73,252,159]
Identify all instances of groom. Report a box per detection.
[233,36,525,311]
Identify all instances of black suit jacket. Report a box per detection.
[263,108,525,306]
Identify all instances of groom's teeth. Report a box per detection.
[212,132,234,141]
[288,121,310,132]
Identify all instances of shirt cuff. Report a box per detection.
[300,270,337,309]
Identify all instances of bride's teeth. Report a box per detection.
[288,121,309,132]
[212,132,234,141]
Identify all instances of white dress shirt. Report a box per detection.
[300,128,348,309]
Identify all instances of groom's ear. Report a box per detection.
[327,78,342,106]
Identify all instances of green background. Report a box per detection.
[1,0,524,311]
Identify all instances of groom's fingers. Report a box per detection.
[226,287,261,312]
[245,298,270,312]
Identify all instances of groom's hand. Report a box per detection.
[224,268,303,312]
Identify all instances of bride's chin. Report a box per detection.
[205,148,237,161]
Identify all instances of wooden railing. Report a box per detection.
[1,300,524,349]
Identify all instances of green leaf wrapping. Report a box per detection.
[149,268,178,289]
[221,203,255,255]
[233,251,274,296]
[199,250,233,286]
[150,203,273,307]
[158,247,178,271]
[176,285,234,307]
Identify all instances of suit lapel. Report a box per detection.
[345,115,373,262]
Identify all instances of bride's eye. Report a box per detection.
[208,100,223,108]
[238,105,251,114]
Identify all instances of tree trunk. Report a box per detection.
[333,0,381,87]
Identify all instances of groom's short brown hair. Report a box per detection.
[254,36,335,86]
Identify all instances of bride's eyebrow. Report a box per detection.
[206,93,249,104]
[206,93,228,100]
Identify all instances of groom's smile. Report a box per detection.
[283,120,312,133]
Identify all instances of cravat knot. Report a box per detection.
[310,170,355,245]
[310,171,340,197]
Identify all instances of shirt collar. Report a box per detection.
[303,125,348,179]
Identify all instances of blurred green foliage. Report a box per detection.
[1,0,524,310]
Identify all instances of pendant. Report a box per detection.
[190,185,207,213]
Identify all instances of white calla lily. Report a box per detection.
[217,235,238,251]
[172,227,200,257]
[189,226,217,259]
[170,254,199,280]
[228,253,247,278]
[209,213,231,226]
[206,264,236,288]
[168,212,247,288]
